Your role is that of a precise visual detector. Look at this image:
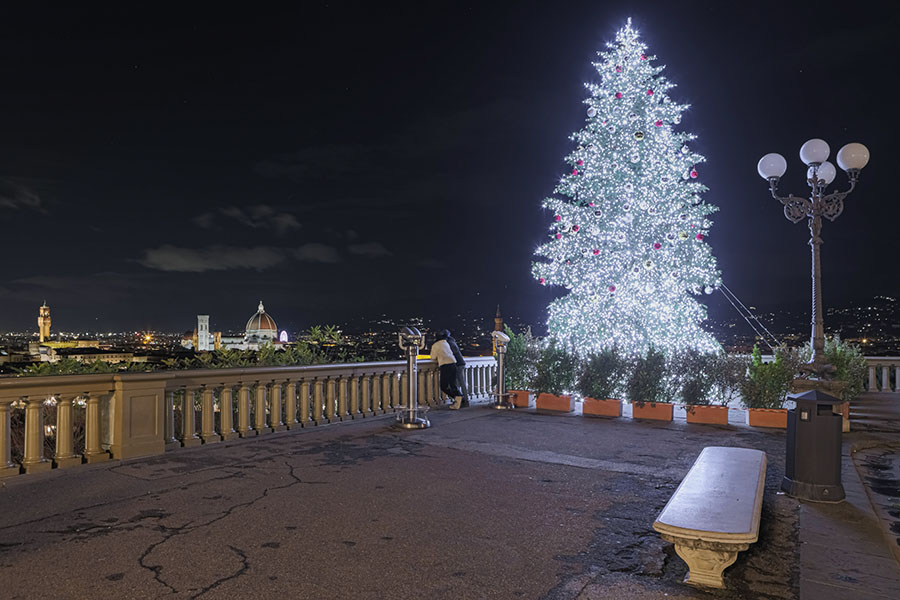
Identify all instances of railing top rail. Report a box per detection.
[0,355,497,395]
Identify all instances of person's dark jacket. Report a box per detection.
[447,336,465,367]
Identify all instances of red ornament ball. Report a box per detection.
[555,233,562,240]
[655,120,663,127]
[690,169,699,178]
[539,277,546,285]
[572,225,580,232]
[696,233,704,241]
[653,242,661,250]
[616,65,622,72]
[647,89,653,95]
[592,249,600,255]
[572,169,578,175]
[588,201,595,207]
[576,159,584,166]
[609,285,616,293]
[615,92,623,99]
[554,214,561,221]
[641,54,647,60]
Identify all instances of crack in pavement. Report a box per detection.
[191,545,249,599]
[136,460,306,595]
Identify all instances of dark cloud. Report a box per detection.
[194,204,301,235]
[140,245,286,272]
[294,243,341,263]
[348,242,392,257]
[0,179,45,212]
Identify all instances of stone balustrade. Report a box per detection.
[0,356,497,479]
[864,357,899,393]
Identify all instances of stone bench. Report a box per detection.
[652,446,767,588]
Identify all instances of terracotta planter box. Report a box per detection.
[536,393,574,413]
[632,402,673,421]
[583,397,622,418]
[685,404,729,425]
[746,408,787,429]
[508,390,532,408]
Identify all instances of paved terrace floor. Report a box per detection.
[2,395,900,600]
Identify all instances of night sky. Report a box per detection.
[0,1,895,334]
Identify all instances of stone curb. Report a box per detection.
[849,438,900,568]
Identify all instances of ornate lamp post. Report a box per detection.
[757,139,870,378]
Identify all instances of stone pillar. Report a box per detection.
[271,382,285,432]
[418,371,427,407]
[337,378,348,421]
[219,386,238,441]
[0,398,20,478]
[868,366,878,391]
[164,390,178,448]
[22,395,50,474]
[181,388,201,447]
[882,367,891,393]
[53,395,81,468]
[400,373,409,407]
[255,383,271,435]
[313,380,325,425]
[299,381,310,426]
[349,376,360,418]
[371,373,382,414]
[237,384,253,437]
[325,379,336,423]
[359,374,375,417]
[84,393,110,463]
[200,386,221,444]
[390,372,400,411]
[284,381,297,428]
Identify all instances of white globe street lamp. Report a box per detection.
[757,139,869,378]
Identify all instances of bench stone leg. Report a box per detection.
[663,535,748,589]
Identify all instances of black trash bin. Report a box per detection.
[782,389,845,502]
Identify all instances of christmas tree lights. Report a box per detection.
[533,19,721,355]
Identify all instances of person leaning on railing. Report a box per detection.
[430,330,464,410]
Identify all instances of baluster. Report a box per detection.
[337,377,349,421]
[371,373,383,414]
[325,378,336,423]
[311,379,323,425]
[200,386,221,444]
[237,383,253,437]
[84,393,110,463]
[391,372,400,411]
[271,381,285,431]
[882,367,891,393]
[361,374,373,416]
[349,375,360,418]
[164,390,178,448]
[868,366,878,391]
[181,388,201,447]
[54,394,80,468]
[418,370,427,407]
[284,381,297,429]
[219,385,238,441]
[299,381,311,426]
[1,397,18,478]
[21,395,51,474]
[255,382,271,434]
[400,372,409,408]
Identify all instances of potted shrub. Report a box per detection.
[676,350,730,425]
[740,345,794,428]
[534,340,577,412]
[825,336,867,431]
[503,326,540,408]
[627,346,673,421]
[578,347,626,418]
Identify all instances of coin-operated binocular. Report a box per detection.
[491,330,514,410]
[396,327,429,429]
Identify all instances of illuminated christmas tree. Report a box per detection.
[533,19,721,355]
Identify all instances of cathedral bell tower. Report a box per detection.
[38,301,51,343]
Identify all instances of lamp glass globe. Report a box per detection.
[799,138,830,165]
[807,160,836,185]
[837,142,870,171]
[757,153,787,179]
